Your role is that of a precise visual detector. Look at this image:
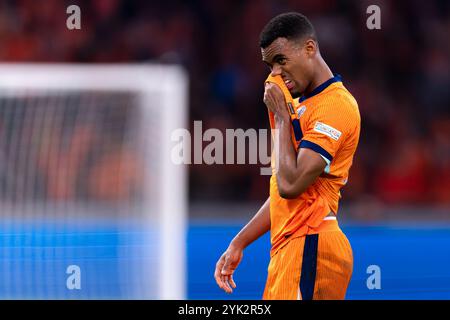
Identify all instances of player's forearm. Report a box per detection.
[229,197,271,250]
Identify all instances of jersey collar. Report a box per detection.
[298,74,342,103]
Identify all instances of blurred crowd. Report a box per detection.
[0,0,448,209]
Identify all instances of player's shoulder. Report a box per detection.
[314,83,360,122]
[300,83,360,139]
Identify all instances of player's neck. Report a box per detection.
[305,56,334,96]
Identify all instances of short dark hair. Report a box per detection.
[259,12,317,48]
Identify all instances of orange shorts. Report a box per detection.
[263,219,353,300]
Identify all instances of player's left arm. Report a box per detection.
[264,82,326,199]
[274,115,326,199]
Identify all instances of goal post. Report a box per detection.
[0,64,188,299]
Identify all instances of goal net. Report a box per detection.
[0,64,188,299]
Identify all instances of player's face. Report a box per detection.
[261,37,314,97]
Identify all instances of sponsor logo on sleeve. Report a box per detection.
[313,122,342,141]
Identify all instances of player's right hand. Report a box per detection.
[214,244,243,294]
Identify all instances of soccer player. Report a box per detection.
[214,12,361,300]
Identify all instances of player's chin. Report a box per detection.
[289,87,301,98]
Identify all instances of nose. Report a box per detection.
[270,65,282,77]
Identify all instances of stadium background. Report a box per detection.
[0,0,449,299]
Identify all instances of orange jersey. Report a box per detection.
[266,74,360,256]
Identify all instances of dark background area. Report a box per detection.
[0,0,448,220]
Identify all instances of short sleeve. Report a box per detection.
[300,103,357,172]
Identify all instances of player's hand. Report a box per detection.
[264,82,290,122]
[214,244,243,294]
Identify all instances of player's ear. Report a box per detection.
[304,39,317,57]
